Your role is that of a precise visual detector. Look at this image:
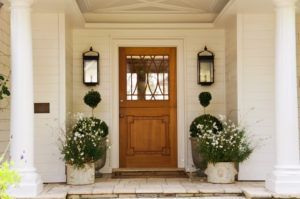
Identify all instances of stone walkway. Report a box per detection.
[17,177,300,199]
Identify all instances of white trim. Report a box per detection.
[110,38,186,169]
[236,14,244,123]
[57,13,67,182]
[213,0,237,25]
[65,0,85,28]
[85,23,214,29]
[58,13,66,132]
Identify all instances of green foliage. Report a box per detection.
[61,117,108,168]
[196,116,253,163]
[198,92,212,108]
[190,114,223,137]
[0,74,10,100]
[0,158,20,199]
[84,90,101,109]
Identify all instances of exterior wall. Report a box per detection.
[32,13,68,182]
[236,14,276,180]
[72,29,226,171]
[0,6,10,157]
[225,16,238,123]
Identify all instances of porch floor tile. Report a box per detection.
[15,176,300,199]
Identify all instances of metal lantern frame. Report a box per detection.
[197,46,215,86]
[83,47,100,86]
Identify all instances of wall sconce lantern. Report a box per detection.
[83,47,99,86]
[197,46,214,86]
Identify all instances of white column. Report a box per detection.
[9,0,43,197]
[266,0,300,194]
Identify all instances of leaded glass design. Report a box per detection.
[126,55,169,100]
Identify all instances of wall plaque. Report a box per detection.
[34,103,50,114]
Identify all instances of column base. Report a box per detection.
[8,168,43,197]
[265,166,300,194]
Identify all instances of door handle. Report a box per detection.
[119,114,124,118]
[120,99,124,103]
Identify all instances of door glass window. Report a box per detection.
[126,55,169,100]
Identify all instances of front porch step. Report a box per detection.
[68,194,245,198]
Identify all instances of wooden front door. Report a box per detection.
[119,47,177,168]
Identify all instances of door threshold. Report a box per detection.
[113,168,185,172]
[112,168,188,178]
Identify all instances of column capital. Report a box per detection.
[10,0,34,8]
[273,0,298,7]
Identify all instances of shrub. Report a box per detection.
[0,159,20,199]
[190,114,223,137]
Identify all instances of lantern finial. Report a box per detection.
[204,46,208,51]
[90,46,93,51]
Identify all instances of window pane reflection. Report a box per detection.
[126,55,169,100]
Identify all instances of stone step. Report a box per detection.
[68,194,246,199]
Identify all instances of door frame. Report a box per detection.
[110,38,186,169]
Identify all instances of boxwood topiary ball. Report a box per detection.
[189,114,223,138]
[199,92,212,108]
[84,90,101,109]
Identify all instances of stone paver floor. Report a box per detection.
[17,175,300,199]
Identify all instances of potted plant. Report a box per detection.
[197,115,253,183]
[189,92,222,175]
[61,90,108,185]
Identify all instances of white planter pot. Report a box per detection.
[66,163,95,185]
[205,162,237,184]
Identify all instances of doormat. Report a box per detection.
[112,170,189,179]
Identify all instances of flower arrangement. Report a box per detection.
[61,115,108,168]
[197,115,253,163]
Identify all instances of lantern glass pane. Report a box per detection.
[84,60,98,83]
[200,61,213,83]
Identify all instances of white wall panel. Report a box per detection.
[32,13,67,182]
[236,14,276,180]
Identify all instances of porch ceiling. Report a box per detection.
[75,0,230,23]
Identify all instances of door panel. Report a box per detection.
[119,47,177,168]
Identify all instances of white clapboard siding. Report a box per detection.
[0,6,10,157]
[32,13,68,183]
[237,14,276,180]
